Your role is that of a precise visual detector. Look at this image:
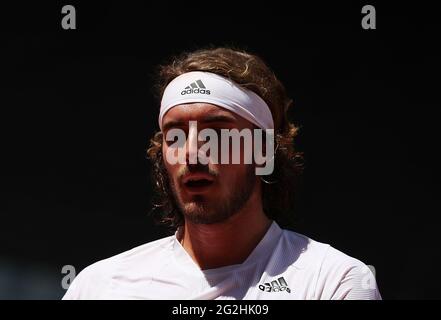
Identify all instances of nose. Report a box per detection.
[185,122,198,165]
[185,121,209,166]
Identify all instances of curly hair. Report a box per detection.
[147,47,303,230]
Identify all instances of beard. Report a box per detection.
[169,165,256,225]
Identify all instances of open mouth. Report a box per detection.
[182,174,215,192]
[185,179,214,188]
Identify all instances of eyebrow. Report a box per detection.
[162,120,186,132]
[162,113,237,132]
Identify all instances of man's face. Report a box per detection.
[161,103,258,224]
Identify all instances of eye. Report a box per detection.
[214,128,223,135]
[205,127,223,136]
[164,128,187,147]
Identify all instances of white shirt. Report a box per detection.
[63,221,381,300]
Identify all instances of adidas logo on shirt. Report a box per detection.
[181,79,211,95]
[258,277,291,293]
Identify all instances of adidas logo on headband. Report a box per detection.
[181,79,211,95]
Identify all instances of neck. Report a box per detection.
[178,187,272,270]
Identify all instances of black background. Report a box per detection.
[0,1,440,299]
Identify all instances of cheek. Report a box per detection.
[162,145,176,177]
[216,164,249,186]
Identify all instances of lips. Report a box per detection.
[181,173,215,193]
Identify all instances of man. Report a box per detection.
[63,47,381,299]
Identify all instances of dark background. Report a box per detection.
[0,1,440,299]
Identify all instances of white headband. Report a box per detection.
[159,71,274,130]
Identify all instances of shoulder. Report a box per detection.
[279,228,381,300]
[62,236,174,300]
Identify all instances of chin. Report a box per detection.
[181,191,214,203]
[182,199,208,212]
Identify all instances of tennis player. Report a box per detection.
[63,47,381,300]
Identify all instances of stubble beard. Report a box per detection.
[170,165,256,225]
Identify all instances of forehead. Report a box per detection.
[162,103,244,125]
